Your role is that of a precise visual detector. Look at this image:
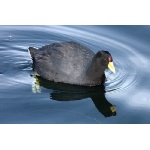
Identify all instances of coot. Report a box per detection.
[29,41,115,86]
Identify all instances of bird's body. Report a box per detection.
[29,41,115,86]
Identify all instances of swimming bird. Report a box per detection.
[29,41,115,86]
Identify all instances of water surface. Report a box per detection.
[0,25,150,123]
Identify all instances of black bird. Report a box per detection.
[29,41,115,86]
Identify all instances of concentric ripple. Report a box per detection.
[1,25,150,123]
[0,25,144,94]
[104,41,143,94]
[40,26,144,94]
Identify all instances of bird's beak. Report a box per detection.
[108,62,116,74]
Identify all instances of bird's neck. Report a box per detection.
[86,57,105,82]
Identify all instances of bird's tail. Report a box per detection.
[28,47,37,58]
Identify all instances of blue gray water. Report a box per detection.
[0,25,150,123]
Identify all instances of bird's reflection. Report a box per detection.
[32,75,117,117]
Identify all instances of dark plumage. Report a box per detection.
[29,41,115,86]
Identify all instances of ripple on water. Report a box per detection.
[1,26,150,124]
[50,26,144,94]
[104,41,143,94]
[0,26,145,96]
